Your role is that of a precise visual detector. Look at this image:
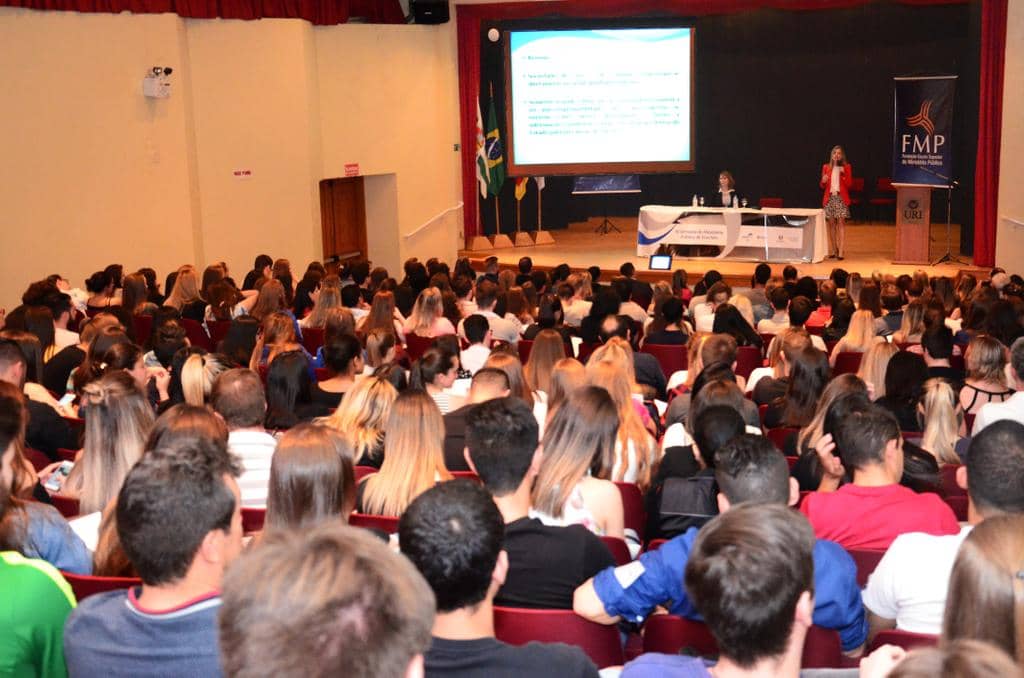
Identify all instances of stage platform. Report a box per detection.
[461,217,984,287]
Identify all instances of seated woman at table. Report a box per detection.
[711,170,738,207]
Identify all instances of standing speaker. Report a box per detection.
[410,0,449,24]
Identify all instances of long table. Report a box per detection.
[636,205,828,263]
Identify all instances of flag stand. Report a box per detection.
[491,195,513,248]
[513,189,533,246]
[533,182,554,245]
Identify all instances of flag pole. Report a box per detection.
[534,179,554,245]
[493,193,513,248]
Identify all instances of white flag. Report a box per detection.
[475,98,489,200]
[535,176,545,192]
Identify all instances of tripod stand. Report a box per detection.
[594,193,621,235]
[933,181,966,265]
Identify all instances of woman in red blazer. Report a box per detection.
[819,145,852,260]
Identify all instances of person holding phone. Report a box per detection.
[820,145,852,260]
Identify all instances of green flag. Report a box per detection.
[484,91,505,197]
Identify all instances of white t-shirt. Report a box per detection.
[862,525,973,634]
[830,166,842,194]
[563,299,593,328]
[228,429,278,508]
[459,344,491,376]
[54,327,80,351]
[972,391,1024,435]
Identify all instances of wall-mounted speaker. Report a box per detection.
[410,0,449,24]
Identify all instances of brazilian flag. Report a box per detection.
[485,92,506,197]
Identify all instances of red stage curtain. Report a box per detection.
[0,0,405,24]
[973,0,1007,267]
[457,0,1005,266]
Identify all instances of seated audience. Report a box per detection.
[959,333,1013,415]
[620,504,820,677]
[443,368,510,472]
[712,303,762,349]
[263,350,328,430]
[875,351,929,432]
[264,423,355,532]
[410,345,461,415]
[863,419,1024,641]
[643,297,689,346]
[219,524,434,678]
[464,397,615,610]
[823,296,856,343]
[0,382,90,574]
[892,299,927,345]
[61,370,154,515]
[356,390,451,517]
[524,329,565,395]
[922,323,964,389]
[320,375,397,469]
[884,640,1021,678]
[756,286,790,334]
[312,333,363,408]
[63,424,243,676]
[577,434,866,654]
[598,317,667,400]
[546,357,586,416]
[211,368,277,508]
[918,378,964,465]
[752,329,810,405]
[179,352,229,406]
[531,386,625,540]
[829,309,883,366]
[459,314,492,376]
[0,340,78,460]
[404,287,456,338]
[457,280,518,345]
[400,480,599,677]
[972,336,1024,434]
[762,346,829,429]
[855,340,898,400]
[784,296,828,351]
[693,282,731,333]
[800,404,959,550]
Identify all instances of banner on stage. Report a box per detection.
[736,226,804,249]
[892,76,956,187]
[667,223,728,246]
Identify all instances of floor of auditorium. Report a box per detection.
[461,218,985,281]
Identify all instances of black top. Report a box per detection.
[425,636,598,678]
[495,518,615,610]
[242,269,262,291]
[443,405,473,472]
[310,383,345,409]
[753,376,788,406]
[710,189,737,208]
[26,400,79,461]
[181,299,207,323]
[577,316,603,344]
[762,400,788,429]
[656,468,718,539]
[42,345,85,395]
[643,329,688,346]
[927,366,964,392]
[523,323,573,342]
[875,395,921,432]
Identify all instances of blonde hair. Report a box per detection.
[841,310,878,352]
[407,287,445,336]
[856,341,898,399]
[303,276,342,329]
[894,300,926,344]
[524,330,566,394]
[65,371,154,514]
[585,349,655,490]
[181,353,228,406]
[684,333,708,388]
[320,377,397,466]
[920,378,962,465]
[360,391,450,517]
[164,266,199,310]
[483,351,532,403]
[546,358,585,417]
[532,386,620,518]
[768,328,811,380]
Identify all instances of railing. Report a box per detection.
[403,202,464,263]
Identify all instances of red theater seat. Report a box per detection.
[493,607,624,668]
[62,571,140,601]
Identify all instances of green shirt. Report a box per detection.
[0,551,76,678]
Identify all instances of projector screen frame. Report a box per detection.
[503,24,697,177]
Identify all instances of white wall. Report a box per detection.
[996,0,1024,271]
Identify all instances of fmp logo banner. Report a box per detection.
[892,75,956,187]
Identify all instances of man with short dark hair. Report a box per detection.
[782,264,799,297]
[464,397,615,609]
[972,337,1024,433]
[453,276,477,318]
[786,296,827,351]
[921,324,963,388]
[621,504,823,677]
[800,405,959,550]
[341,283,368,321]
[211,368,277,507]
[242,254,272,290]
[400,481,599,677]
[221,523,434,678]
[743,263,772,322]
[612,277,648,324]
[459,314,492,375]
[577,435,866,655]
[808,280,837,328]
[458,280,518,345]
[863,419,1024,641]
[443,368,510,472]
[515,256,533,286]
[64,423,244,676]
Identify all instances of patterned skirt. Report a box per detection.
[825,193,850,220]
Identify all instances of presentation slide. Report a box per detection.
[507,28,693,173]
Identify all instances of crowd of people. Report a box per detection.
[1,252,1023,677]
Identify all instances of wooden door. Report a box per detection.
[319,177,367,260]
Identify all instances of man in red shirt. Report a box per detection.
[800,405,959,550]
[807,280,836,329]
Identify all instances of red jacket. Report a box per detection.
[820,163,852,207]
